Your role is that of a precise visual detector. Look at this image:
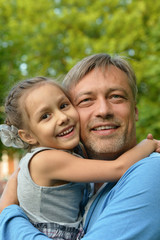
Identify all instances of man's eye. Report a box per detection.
[79,98,91,104]
[112,95,122,98]
[109,94,127,103]
[76,98,93,107]
[111,94,125,99]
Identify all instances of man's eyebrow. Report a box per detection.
[75,87,128,97]
[74,91,92,102]
[109,87,129,95]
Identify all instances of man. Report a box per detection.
[0,53,160,239]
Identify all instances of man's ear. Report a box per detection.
[18,129,37,145]
[135,106,138,121]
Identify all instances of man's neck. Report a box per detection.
[87,151,122,161]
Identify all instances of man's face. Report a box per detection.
[70,65,138,160]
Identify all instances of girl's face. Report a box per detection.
[22,83,80,150]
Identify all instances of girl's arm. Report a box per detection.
[31,138,160,184]
[0,169,19,213]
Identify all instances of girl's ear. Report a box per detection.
[18,129,37,145]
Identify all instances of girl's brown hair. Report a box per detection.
[4,76,68,130]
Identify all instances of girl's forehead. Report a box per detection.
[25,82,63,96]
[20,82,68,114]
[24,83,67,105]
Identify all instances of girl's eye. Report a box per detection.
[41,113,50,120]
[60,103,69,109]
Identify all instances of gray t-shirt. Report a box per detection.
[18,147,89,228]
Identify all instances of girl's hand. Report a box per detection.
[147,134,160,153]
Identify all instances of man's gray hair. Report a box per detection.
[63,53,138,100]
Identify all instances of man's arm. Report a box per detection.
[1,154,160,240]
[83,153,160,240]
[0,205,50,240]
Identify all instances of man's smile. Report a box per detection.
[92,125,119,131]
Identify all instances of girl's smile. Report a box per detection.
[20,83,80,150]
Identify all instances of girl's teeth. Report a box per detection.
[58,127,73,136]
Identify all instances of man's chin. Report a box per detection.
[84,137,126,159]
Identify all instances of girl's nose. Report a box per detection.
[57,111,69,126]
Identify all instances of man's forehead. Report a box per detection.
[70,66,129,91]
[69,66,134,104]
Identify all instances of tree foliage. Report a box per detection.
[0,0,160,155]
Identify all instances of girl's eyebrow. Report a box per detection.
[33,106,49,119]
[34,95,69,117]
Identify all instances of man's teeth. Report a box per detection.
[58,127,73,136]
[94,126,116,131]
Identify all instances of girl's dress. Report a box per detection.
[18,147,90,240]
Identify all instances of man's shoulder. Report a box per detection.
[144,152,160,160]
[98,153,160,197]
[130,152,160,171]
[114,152,160,191]
[95,152,160,209]
[84,153,160,239]
[91,152,160,208]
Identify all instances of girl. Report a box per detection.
[0,77,159,240]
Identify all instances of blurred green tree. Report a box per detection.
[0,0,160,158]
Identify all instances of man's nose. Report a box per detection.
[95,97,113,118]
